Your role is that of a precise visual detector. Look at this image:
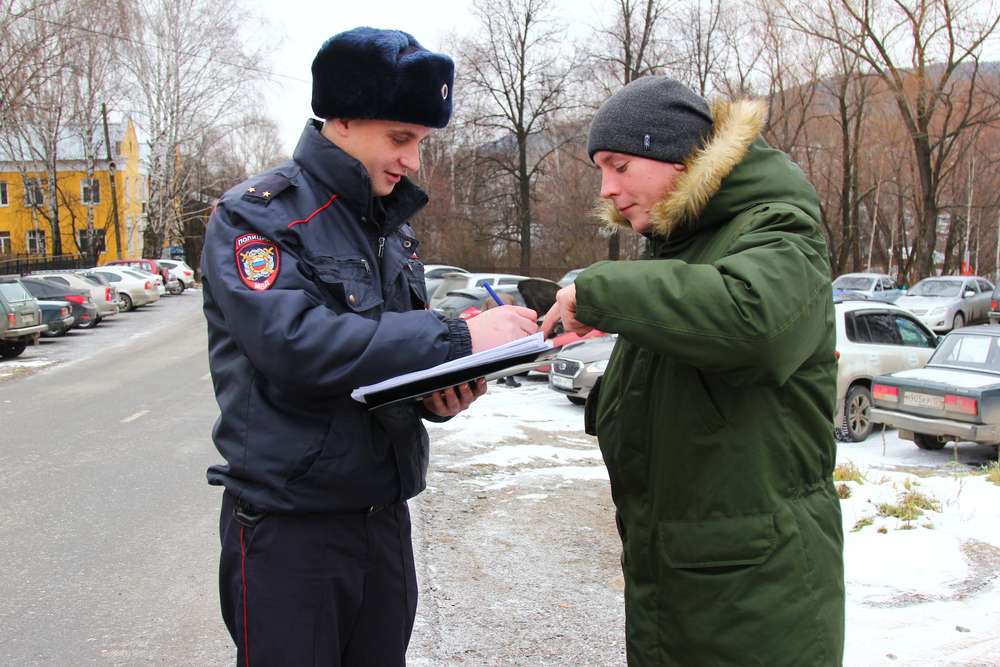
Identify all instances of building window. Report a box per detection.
[0,181,8,207]
[0,232,10,256]
[77,228,106,255]
[81,178,100,205]
[27,229,46,255]
[23,179,43,207]
[126,216,134,255]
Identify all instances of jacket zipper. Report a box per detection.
[377,236,385,258]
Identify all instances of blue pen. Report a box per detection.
[483,282,505,307]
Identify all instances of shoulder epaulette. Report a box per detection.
[241,173,293,206]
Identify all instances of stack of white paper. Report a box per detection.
[351,332,552,403]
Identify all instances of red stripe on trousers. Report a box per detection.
[287,194,338,228]
[241,526,250,667]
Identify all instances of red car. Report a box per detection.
[103,258,172,287]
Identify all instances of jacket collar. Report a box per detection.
[292,120,428,233]
[596,98,767,237]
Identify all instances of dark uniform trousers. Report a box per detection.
[219,492,418,666]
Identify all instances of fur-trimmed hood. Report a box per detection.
[596,98,768,237]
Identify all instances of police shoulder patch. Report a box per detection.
[234,232,280,290]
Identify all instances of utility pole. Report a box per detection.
[102,103,122,259]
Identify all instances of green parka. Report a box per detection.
[576,99,845,666]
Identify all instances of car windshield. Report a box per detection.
[122,269,148,280]
[929,333,1000,373]
[910,280,963,297]
[0,282,32,302]
[833,276,875,290]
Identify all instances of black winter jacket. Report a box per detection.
[202,120,471,513]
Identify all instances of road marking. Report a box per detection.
[121,410,150,424]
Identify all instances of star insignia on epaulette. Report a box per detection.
[263,191,271,198]
[247,187,256,193]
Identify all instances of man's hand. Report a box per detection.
[541,284,593,338]
[422,378,487,417]
[466,305,539,353]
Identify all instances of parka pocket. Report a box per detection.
[658,514,777,570]
[306,256,384,314]
[672,364,728,435]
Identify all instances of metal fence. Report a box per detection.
[0,254,88,276]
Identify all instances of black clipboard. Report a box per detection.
[359,347,558,411]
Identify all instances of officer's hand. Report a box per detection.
[466,305,539,353]
[541,284,592,338]
[422,378,487,417]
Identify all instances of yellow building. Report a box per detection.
[0,118,147,266]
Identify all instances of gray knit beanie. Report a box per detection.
[587,76,714,164]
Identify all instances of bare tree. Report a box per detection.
[123,0,267,257]
[459,0,579,273]
[780,0,1000,278]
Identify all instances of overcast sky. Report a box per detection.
[245,0,597,154]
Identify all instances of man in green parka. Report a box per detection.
[542,77,845,665]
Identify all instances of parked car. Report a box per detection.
[428,272,528,308]
[894,276,994,332]
[870,325,1000,450]
[103,258,176,292]
[833,297,939,441]
[0,279,47,358]
[37,300,74,337]
[18,276,100,330]
[548,335,618,405]
[90,267,159,311]
[433,285,528,319]
[30,271,119,323]
[557,268,586,287]
[989,283,1000,325]
[155,259,196,291]
[423,264,468,300]
[832,272,904,302]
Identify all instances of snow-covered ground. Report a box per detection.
[419,378,1000,666]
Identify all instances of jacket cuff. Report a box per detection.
[444,318,472,361]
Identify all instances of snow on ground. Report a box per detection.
[429,380,1000,665]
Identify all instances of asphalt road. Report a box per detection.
[0,291,232,665]
[0,292,624,666]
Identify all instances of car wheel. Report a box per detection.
[843,384,874,442]
[0,340,27,358]
[79,315,99,329]
[568,396,586,405]
[914,433,949,450]
[952,312,965,330]
[120,293,134,311]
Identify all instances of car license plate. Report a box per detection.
[551,375,574,390]
[903,391,944,410]
[23,313,34,324]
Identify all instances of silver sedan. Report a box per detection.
[894,276,994,333]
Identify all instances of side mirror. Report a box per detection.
[963,290,975,299]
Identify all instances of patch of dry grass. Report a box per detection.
[833,462,866,484]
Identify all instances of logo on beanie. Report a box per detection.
[643,134,651,151]
[441,83,449,100]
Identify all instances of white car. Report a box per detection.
[832,272,904,302]
[156,259,196,290]
[91,267,160,311]
[428,272,529,308]
[894,276,994,333]
[834,296,938,441]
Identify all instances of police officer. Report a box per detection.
[202,27,539,666]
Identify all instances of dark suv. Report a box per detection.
[0,278,47,358]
